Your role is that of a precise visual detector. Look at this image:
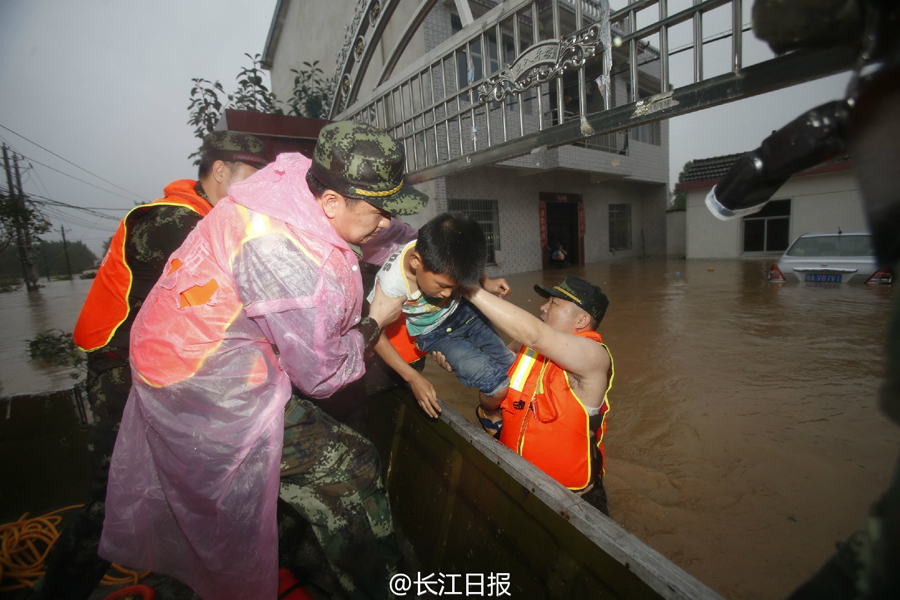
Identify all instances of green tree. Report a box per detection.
[1,188,51,254]
[670,160,693,211]
[286,61,333,119]
[187,78,226,164]
[2,238,98,278]
[187,53,282,165]
[35,239,97,276]
[187,54,334,164]
[231,53,282,114]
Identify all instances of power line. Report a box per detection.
[21,157,57,205]
[18,153,145,204]
[29,200,119,223]
[0,122,146,202]
[2,186,121,222]
[30,198,120,222]
[33,205,111,229]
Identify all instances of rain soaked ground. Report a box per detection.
[1,257,898,600]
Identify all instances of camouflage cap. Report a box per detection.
[201,131,268,168]
[534,275,610,324]
[310,121,428,215]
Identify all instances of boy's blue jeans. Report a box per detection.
[414,300,515,396]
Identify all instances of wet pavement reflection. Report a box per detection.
[1,258,897,599]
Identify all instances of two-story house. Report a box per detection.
[262,0,670,275]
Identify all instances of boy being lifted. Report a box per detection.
[367,212,512,429]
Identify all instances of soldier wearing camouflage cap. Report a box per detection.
[309,120,428,216]
[98,123,427,599]
[200,129,269,171]
[29,130,268,600]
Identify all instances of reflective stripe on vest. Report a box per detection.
[498,330,614,490]
[73,181,212,352]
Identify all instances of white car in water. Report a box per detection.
[768,231,893,284]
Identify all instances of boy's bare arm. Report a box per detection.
[464,286,608,388]
[368,281,404,329]
[374,334,442,418]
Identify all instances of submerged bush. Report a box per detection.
[0,278,22,293]
[26,330,86,380]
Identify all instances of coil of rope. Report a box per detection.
[0,505,150,593]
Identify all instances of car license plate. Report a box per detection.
[805,274,842,282]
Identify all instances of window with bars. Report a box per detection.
[609,204,632,251]
[448,198,501,264]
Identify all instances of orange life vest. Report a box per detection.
[384,316,426,363]
[498,330,614,491]
[73,180,212,352]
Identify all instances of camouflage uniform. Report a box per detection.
[30,132,266,600]
[280,395,401,599]
[278,122,427,599]
[93,122,425,600]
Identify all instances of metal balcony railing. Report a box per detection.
[329,0,855,183]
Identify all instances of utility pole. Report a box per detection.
[2,144,39,291]
[60,225,73,280]
[13,153,39,291]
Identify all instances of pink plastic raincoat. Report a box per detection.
[99,153,411,600]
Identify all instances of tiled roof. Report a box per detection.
[679,153,744,183]
[675,153,853,191]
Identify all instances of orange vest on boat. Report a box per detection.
[73,180,213,352]
[498,330,614,491]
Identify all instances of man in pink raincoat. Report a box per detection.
[99,122,427,600]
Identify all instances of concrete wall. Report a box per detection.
[267,0,351,102]
[686,187,740,258]
[268,0,426,108]
[785,171,866,240]
[446,167,666,277]
[686,169,864,259]
[667,210,686,256]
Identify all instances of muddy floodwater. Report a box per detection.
[1,257,897,599]
[426,257,898,600]
[0,277,93,396]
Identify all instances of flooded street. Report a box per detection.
[2,257,897,599]
[430,257,898,600]
[0,278,93,396]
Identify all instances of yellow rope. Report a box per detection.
[0,506,148,591]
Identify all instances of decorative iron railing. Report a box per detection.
[329,0,855,182]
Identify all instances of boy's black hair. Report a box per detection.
[416,212,486,286]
